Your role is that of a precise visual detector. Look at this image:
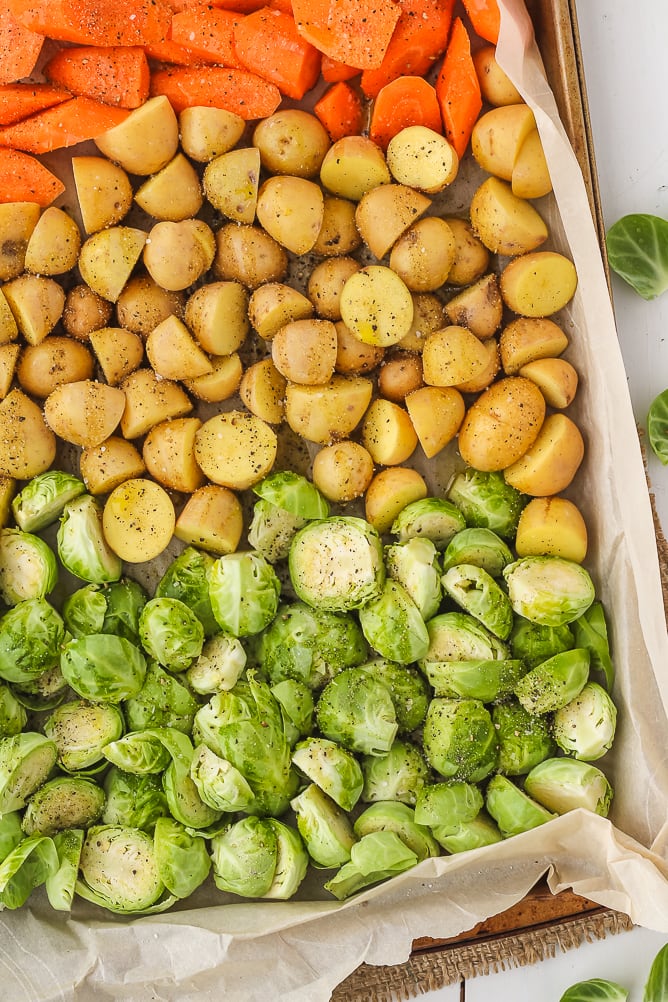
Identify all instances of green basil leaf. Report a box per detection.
[606,213,668,300]
[560,978,628,1002]
[643,943,668,1002]
[648,389,668,465]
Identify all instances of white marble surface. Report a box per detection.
[397,4,668,998]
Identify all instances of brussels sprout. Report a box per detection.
[422,698,498,782]
[102,767,169,830]
[442,564,514,640]
[13,661,69,713]
[211,815,278,896]
[63,578,148,643]
[572,601,614,691]
[492,699,556,775]
[289,517,385,612]
[57,494,122,584]
[353,801,440,859]
[124,660,200,734]
[414,780,484,831]
[157,728,222,830]
[12,470,86,532]
[315,666,398,756]
[271,679,315,745]
[422,659,527,703]
[0,527,58,605]
[485,774,556,837]
[503,556,596,626]
[76,825,167,913]
[0,598,66,686]
[446,468,526,539]
[509,618,575,668]
[254,470,330,520]
[290,783,356,868]
[0,834,59,909]
[324,830,418,900]
[432,811,503,853]
[247,499,308,564]
[514,648,590,714]
[21,776,105,836]
[0,682,27,737]
[441,527,514,577]
[102,731,172,775]
[262,818,309,900]
[138,597,205,673]
[44,699,124,772]
[187,633,247,695]
[358,580,430,664]
[552,682,617,761]
[0,732,58,813]
[292,737,364,812]
[155,546,219,637]
[0,811,23,863]
[391,497,466,549]
[190,744,256,813]
[360,659,430,734]
[524,758,613,817]
[209,550,281,637]
[361,740,430,806]
[153,816,211,899]
[257,601,367,690]
[45,828,85,911]
[421,612,510,666]
[385,537,442,620]
[61,634,147,703]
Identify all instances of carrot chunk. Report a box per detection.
[0,83,71,126]
[321,56,359,84]
[0,9,44,85]
[0,96,130,154]
[170,7,243,68]
[360,0,455,98]
[8,0,174,47]
[292,0,402,71]
[0,148,65,205]
[369,74,442,150]
[142,39,201,67]
[150,66,282,118]
[461,0,500,44]
[43,46,150,109]
[233,8,321,100]
[314,81,364,142]
[435,17,482,160]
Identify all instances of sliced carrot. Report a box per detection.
[292,0,402,71]
[143,38,201,66]
[369,74,442,150]
[150,65,282,118]
[42,46,150,110]
[321,56,359,84]
[314,82,364,142]
[360,0,455,98]
[266,0,294,12]
[435,17,482,160]
[8,0,174,47]
[0,9,44,85]
[170,8,243,68]
[0,148,65,205]
[0,96,130,154]
[233,8,321,101]
[170,0,268,9]
[461,0,500,44]
[0,83,71,126]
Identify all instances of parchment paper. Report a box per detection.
[2,2,668,999]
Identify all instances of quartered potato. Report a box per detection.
[203,147,261,224]
[119,368,193,440]
[115,275,184,337]
[145,315,213,381]
[444,273,503,340]
[0,343,19,399]
[142,417,206,494]
[247,282,314,340]
[0,388,56,478]
[3,275,65,345]
[0,202,41,281]
[319,135,391,200]
[239,358,287,424]
[71,157,133,233]
[134,154,203,221]
[174,484,244,556]
[285,375,373,444]
[78,226,147,303]
[94,95,180,175]
[24,206,81,275]
[470,177,548,256]
[185,281,249,355]
[354,183,431,259]
[312,196,362,257]
[179,106,246,163]
[256,175,325,255]
[0,290,18,345]
[183,353,243,403]
[89,326,144,387]
[80,436,147,496]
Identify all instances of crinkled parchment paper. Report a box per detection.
[2,2,668,999]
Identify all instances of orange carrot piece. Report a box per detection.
[369,74,442,151]
[461,0,500,44]
[150,65,282,118]
[314,81,364,142]
[8,0,174,47]
[435,17,482,160]
[321,56,359,84]
[42,46,150,110]
[266,0,293,12]
[0,148,65,205]
[292,0,402,71]
[170,8,243,68]
[233,8,321,101]
[0,9,44,85]
[360,0,455,98]
[0,96,130,154]
[0,83,71,126]
[170,0,267,9]
[143,38,201,66]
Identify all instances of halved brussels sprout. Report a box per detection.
[211,814,308,899]
[290,782,356,869]
[385,536,442,621]
[572,601,614,691]
[509,617,575,668]
[292,736,363,812]
[524,757,613,816]
[289,517,385,612]
[422,659,527,703]
[102,730,172,775]
[247,499,307,564]
[441,527,514,577]
[391,497,466,549]
[446,468,526,539]
[102,767,169,830]
[138,597,205,673]
[271,679,315,746]
[552,681,617,761]
[153,815,211,899]
[353,801,440,860]
[262,818,309,900]
[485,774,555,837]
[492,699,556,775]
[441,563,514,640]
[253,470,330,520]
[124,660,200,733]
[60,634,147,703]
[360,659,430,735]
[514,648,590,714]
[0,811,23,862]
[45,828,84,911]
[12,470,86,532]
[13,661,69,713]
[155,546,219,637]
[503,556,596,627]
[190,744,256,813]
[420,612,509,666]
[0,682,27,737]
[209,550,281,637]
[414,780,484,832]
[0,732,58,813]
[44,699,124,772]
[0,834,59,909]
[422,697,498,783]
[0,597,65,687]
[315,665,398,756]
[358,579,430,664]
[76,825,167,913]
[63,578,148,643]
[361,740,430,806]
[187,632,247,695]
[21,776,105,836]
[432,811,503,853]
[324,830,418,900]
[57,494,122,584]
[0,528,58,605]
[158,728,222,830]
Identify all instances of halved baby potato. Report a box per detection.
[0,388,56,478]
[405,385,466,459]
[80,436,146,495]
[470,177,548,256]
[143,417,206,494]
[43,379,126,448]
[256,175,325,255]
[203,147,261,224]
[174,484,244,556]
[146,315,213,381]
[503,413,585,496]
[24,206,81,275]
[194,411,278,490]
[515,495,588,562]
[17,336,95,398]
[3,275,65,345]
[103,477,176,563]
[364,466,428,534]
[354,183,431,259]
[89,327,144,386]
[185,281,249,356]
[361,398,418,466]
